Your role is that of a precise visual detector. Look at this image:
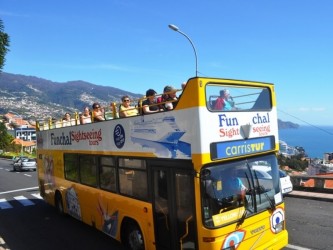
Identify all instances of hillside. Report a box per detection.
[0,72,142,119]
[0,72,300,129]
[278,119,299,129]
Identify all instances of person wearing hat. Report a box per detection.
[142,89,161,114]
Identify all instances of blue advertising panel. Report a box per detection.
[210,136,275,160]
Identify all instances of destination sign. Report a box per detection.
[210,136,275,160]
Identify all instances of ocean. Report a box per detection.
[278,126,333,158]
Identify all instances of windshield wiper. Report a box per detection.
[258,185,276,211]
[253,170,276,212]
[252,170,275,211]
[245,162,257,212]
[236,209,247,228]
[253,170,262,204]
[235,171,252,228]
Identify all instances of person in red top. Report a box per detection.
[214,89,234,111]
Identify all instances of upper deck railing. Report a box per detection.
[36,89,182,131]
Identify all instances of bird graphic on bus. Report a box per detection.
[97,198,118,238]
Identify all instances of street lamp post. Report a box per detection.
[10,111,24,157]
[168,24,198,77]
[19,119,23,157]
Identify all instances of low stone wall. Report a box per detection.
[290,175,333,193]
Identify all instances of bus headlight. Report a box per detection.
[274,221,284,233]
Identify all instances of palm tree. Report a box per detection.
[0,19,10,72]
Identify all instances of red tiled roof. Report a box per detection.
[5,113,32,127]
[11,138,36,147]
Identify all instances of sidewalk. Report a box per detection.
[286,190,333,202]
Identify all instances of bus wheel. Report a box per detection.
[55,192,64,215]
[124,222,144,250]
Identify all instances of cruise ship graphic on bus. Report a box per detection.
[131,115,185,144]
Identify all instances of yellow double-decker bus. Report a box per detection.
[36,77,288,250]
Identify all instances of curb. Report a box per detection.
[286,191,333,202]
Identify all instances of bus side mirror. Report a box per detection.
[201,169,211,180]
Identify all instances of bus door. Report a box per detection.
[151,165,197,250]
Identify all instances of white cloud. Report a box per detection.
[298,107,325,112]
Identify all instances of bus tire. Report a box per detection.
[55,192,64,215]
[122,220,145,250]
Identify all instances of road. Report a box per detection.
[1,158,333,250]
[284,196,333,250]
[0,158,124,250]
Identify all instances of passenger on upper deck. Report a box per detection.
[214,89,235,111]
[62,112,72,127]
[178,82,187,99]
[142,89,162,114]
[157,85,178,110]
[119,95,138,117]
[92,102,105,122]
[80,106,92,124]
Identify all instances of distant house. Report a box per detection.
[11,138,36,154]
[3,113,36,141]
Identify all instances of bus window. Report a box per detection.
[206,84,272,111]
[99,156,116,192]
[118,158,148,200]
[64,153,79,182]
[201,154,280,228]
[79,155,98,187]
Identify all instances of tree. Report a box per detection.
[0,19,10,72]
[278,153,308,172]
[0,122,14,151]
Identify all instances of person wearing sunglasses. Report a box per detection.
[92,102,105,122]
[119,95,138,118]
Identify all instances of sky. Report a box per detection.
[1,0,333,125]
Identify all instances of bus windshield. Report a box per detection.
[206,83,272,111]
[201,154,281,228]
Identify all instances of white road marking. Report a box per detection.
[14,195,35,206]
[31,193,42,199]
[287,244,312,250]
[0,186,39,195]
[0,198,13,209]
